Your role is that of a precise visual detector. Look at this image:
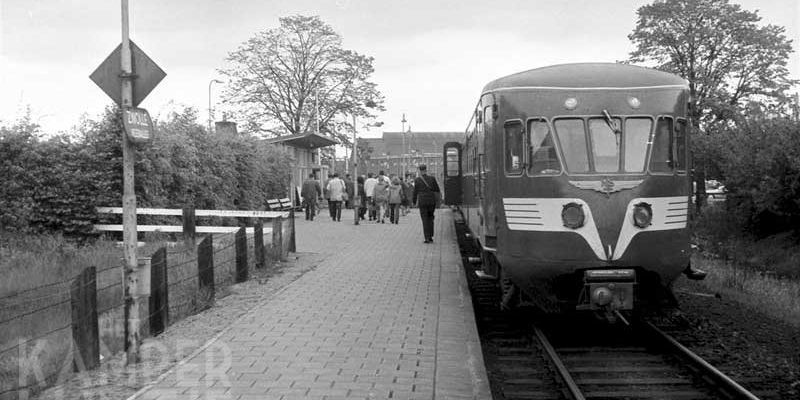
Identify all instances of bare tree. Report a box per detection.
[220,15,384,141]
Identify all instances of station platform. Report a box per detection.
[130,208,490,400]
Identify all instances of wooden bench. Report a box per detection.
[267,198,284,211]
[279,197,302,212]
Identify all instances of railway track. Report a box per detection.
[454,219,773,400]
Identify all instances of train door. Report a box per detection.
[443,142,462,205]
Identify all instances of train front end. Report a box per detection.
[484,64,693,316]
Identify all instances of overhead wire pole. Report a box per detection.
[120,0,140,365]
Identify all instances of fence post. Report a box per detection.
[71,266,99,371]
[197,235,214,305]
[149,247,168,336]
[182,206,196,246]
[271,216,284,261]
[254,220,265,269]
[289,209,296,253]
[235,227,248,283]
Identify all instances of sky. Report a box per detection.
[1,0,798,140]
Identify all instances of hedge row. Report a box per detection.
[0,107,292,239]
[695,117,800,236]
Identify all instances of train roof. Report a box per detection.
[482,63,688,92]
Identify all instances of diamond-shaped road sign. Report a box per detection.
[90,40,166,107]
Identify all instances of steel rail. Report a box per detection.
[532,326,586,400]
[643,321,761,400]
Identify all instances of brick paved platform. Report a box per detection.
[129,208,490,400]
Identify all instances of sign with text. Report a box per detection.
[122,107,154,144]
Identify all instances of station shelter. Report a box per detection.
[264,131,338,205]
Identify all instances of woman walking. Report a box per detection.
[373,175,390,223]
[388,177,404,224]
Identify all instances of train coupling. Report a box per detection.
[576,269,636,312]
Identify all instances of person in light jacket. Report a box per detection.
[326,173,346,222]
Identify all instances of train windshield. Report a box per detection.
[528,119,561,175]
[589,118,621,172]
[555,116,654,174]
[650,117,673,172]
[624,118,652,172]
[553,119,590,173]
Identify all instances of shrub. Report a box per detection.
[0,106,293,240]
[694,118,800,236]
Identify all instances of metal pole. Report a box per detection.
[353,114,359,225]
[401,113,406,177]
[120,0,140,365]
[208,79,222,133]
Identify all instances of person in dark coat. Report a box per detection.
[344,174,354,209]
[412,164,441,243]
[300,173,322,221]
[357,175,367,220]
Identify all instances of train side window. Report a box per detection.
[554,119,589,173]
[650,117,674,172]
[504,120,524,174]
[675,119,687,172]
[589,118,621,172]
[624,118,652,172]
[528,119,561,175]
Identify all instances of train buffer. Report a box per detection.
[128,208,491,400]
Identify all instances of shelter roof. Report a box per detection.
[264,132,338,149]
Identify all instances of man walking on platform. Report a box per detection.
[364,173,378,221]
[327,173,346,222]
[300,173,321,221]
[344,174,354,209]
[412,164,441,243]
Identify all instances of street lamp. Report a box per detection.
[208,79,223,133]
[401,113,407,177]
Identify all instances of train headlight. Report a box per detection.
[632,202,653,228]
[564,97,578,110]
[561,202,585,229]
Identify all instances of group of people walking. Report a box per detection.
[300,165,441,243]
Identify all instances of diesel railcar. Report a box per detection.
[444,63,700,318]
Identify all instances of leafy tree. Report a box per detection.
[627,0,796,211]
[628,0,796,127]
[220,15,384,141]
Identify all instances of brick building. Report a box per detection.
[356,131,463,183]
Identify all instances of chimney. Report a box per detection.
[215,121,237,135]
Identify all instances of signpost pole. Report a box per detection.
[120,0,140,365]
[353,114,359,226]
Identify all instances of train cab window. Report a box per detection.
[624,118,652,172]
[675,119,687,172]
[504,120,524,174]
[446,148,459,177]
[554,119,589,173]
[589,117,621,172]
[528,119,561,175]
[650,117,674,172]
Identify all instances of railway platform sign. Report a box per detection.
[90,40,166,107]
[122,107,154,144]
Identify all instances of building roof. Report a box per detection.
[358,131,463,157]
[263,131,338,149]
[482,63,688,92]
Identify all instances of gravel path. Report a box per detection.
[31,252,323,400]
